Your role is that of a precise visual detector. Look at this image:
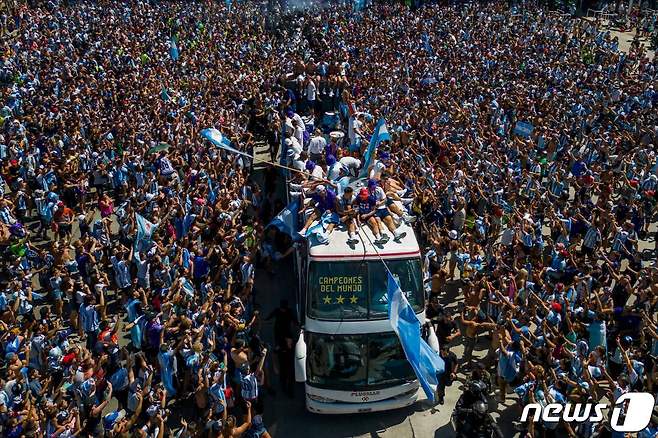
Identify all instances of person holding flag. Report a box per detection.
[169,35,180,61]
[359,117,390,179]
[298,185,340,238]
[134,213,158,253]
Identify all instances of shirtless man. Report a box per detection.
[460,306,497,369]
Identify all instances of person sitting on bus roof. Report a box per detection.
[366,179,407,243]
[379,173,416,224]
[356,187,385,244]
[356,186,406,246]
[326,155,343,181]
[338,186,359,247]
[367,149,391,180]
[299,185,339,237]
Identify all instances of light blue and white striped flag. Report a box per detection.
[181,278,195,296]
[169,36,179,61]
[268,199,299,238]
[201,128,251,158]
[207,176,217,205]
[135,213,157,252]
[305,211,339,245]
[359,118,390,178]
[387,272,444,402]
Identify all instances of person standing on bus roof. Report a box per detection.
[307,129,326,164]
[368,150,390,180]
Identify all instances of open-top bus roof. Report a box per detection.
[307,221,420,261]
[301,177,421,261]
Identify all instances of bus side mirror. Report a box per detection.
[295,329,307,383]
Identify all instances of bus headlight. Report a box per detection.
[307,394,336,403]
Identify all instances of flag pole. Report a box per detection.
[355,226,395,278]
[208,138,337,186]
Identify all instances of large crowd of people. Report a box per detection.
[0,0,656,437]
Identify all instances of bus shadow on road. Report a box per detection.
[265,386,428,438]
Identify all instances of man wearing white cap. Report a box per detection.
[284,131,302,162]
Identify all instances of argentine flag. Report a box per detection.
[135,213,157,252]
[269,199,300,238]
[359,117,390,178]
[207,176,217,205]
[201,128,250,158]
[170,36,179,61]
[305,211,339,245]
[388,272,444,402]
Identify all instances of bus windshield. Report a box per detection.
[307,332,415,390]
[307,259,423,320]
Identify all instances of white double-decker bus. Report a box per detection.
[293,186,425,414]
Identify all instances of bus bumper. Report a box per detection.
[306,388,419,414]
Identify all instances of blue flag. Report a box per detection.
[305,211,339,245]
[207,176,217,205]
[269,199,300,238]
[359,118,390,178]
[514,121,534,139]
[421,33,433,55]
[135,213,157,252]
[387,273,444,402]
[169,36,179,61]
[201,128,251,158]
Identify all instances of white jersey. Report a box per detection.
[285,137,303,157]
[292,158,306,171]
[308,136,327,155]
[339,156,361,171]
[310,165,325,180]
[369,159,386,179]
[372,186,387,210]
